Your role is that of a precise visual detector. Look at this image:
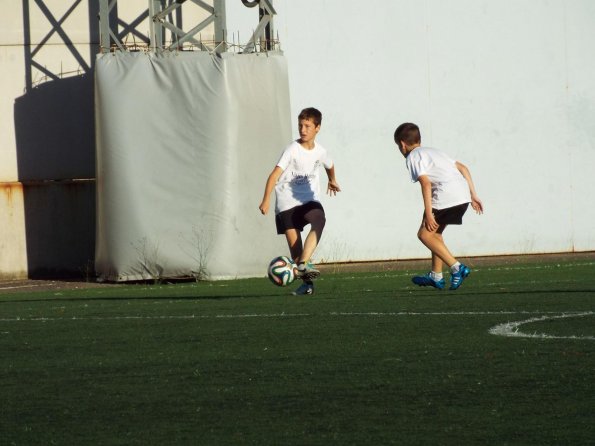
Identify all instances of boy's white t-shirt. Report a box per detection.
[274,140,333,214]
[406,146,471,210]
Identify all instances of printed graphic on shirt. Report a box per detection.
[274,142,332,214]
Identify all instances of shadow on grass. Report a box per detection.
[2,286,594,305]
[0,292,289,304]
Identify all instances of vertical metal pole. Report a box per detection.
[261,2,274,50]
[213,0,227,52]
[149,0,162,52]
[99,0,110,53]
[23,0,32,89]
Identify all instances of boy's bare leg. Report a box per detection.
[284,229,303,263]
[285,229,314,294]
[418,224,457,269]
[298,208,326,264]
[295,227,323,282]
[299,229,320,264]
[431,252,444,273]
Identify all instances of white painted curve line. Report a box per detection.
[488,312,595,341]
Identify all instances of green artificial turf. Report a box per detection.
[1,259,593,445]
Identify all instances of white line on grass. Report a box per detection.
[0,310,588,322]
[329,311,580,317]
[1,311,593,341]
[0,284,46,291]
[488,312,595,340]
[476,261,595,272]
[0,313,310,322]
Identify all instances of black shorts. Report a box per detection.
[275,201,325,235]
[429,202,469,226]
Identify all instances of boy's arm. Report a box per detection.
[418,175,439,231]
[259,166,283,215]
[325,165,341,196]
[455,161,484,214]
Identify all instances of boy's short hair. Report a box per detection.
[394,122,421,148]
[298,107,322,127]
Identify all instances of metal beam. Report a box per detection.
[149,0,227,53]
[164,15,216,50]
[243,14,270,53]
[213,0,226,51]
[99,0,149,53]
[99,1,278,54]
[242,0,276,53]
[99,0,110,51]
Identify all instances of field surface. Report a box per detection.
[1,254,594,445]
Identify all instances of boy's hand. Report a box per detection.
[259,200,269,215]
[471,194,484,214]
[327,180,341,196]
[424,213,439,232]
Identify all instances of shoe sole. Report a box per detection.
[412,277,444,290]
[297,270,320,281]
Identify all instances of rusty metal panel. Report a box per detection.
[0,182,28,280]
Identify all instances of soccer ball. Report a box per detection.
[267,256,297,287]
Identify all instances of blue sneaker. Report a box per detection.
[412,273,445,290]
[292,282,314,296]
[449,264,470,290]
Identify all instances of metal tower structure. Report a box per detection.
[98,0,277,54]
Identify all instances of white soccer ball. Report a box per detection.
[267,256,297,287]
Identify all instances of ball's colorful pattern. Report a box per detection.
[267,256,296,287]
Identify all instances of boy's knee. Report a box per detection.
[318,214,327,229]
[307,209,326,231]
[418,229,437,245]
[417,229,426,242]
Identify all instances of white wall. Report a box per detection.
[1,1,594,279]
[229,0,595,262]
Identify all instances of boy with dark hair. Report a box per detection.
[260,107,341,295]
[394,122,483,290]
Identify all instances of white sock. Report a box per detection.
[450,262,461,273]
[429,271,443,280]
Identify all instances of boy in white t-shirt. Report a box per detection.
[394,122,483,290]
[259,108,341,295]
